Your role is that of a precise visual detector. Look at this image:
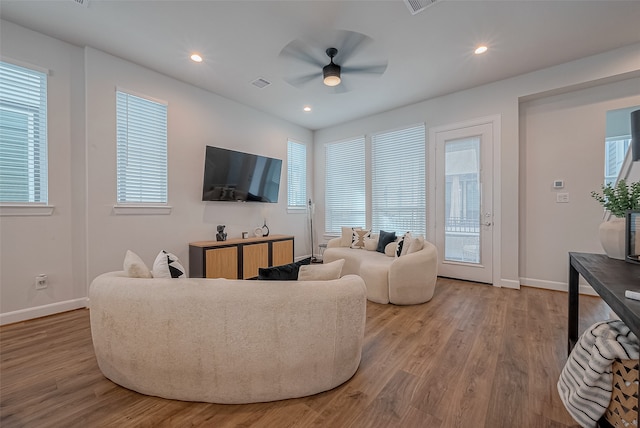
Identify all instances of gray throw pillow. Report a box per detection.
[376,230,396,253]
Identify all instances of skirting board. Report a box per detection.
[0,298,88,326]
[519,277,597,296]
[499,279,520,289]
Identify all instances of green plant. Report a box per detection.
[591,179,640,218]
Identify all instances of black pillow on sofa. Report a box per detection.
[376,230,396,253]
[258,257,312,280]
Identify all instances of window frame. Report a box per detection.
[287,139,308,213]
[323,124,427,237]
[324,136,367,235]
[370,123,426,237]
[0,58,52,216]
[114,88,171,215]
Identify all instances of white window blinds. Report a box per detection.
[0,61,48,203]
[325,137,366,233]
[371,124,426,236]
[287,140,307,209]
[116,90,168,204]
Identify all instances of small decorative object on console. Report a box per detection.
[261,220,270,237]
[626,210,640,264]
[216,225,227,241]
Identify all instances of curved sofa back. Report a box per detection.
[89,271,367,404]
[324,238,438,305]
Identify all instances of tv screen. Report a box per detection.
[202,146,282,203]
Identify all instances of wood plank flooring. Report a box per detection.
[1,278,609,427]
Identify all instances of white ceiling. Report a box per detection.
[1,0,640,130]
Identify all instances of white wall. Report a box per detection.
[0,21,313,324]
[84,48,312,283]
[519,78,640,291]
[0,21,87,322]
[314,43,640,290]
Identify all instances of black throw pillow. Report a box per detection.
[258,257,312,280]
[376,230,396,253]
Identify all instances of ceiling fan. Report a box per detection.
[279,30,388,93]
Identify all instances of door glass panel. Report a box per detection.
[444,137,480,263]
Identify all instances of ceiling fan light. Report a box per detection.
[323,63,341,87]
[324,75,341,87]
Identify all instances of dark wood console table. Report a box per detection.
[568,252,640,353]
[568,253,640,426]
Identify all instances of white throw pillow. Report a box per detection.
[364,237,378,251]
[407,236,425,254]
[298,259,345,281]
[341,226,355,247]
[153,250,187,278]
[351,229,371,249]
[385,242,398,257]
[395,232,412,258]
[123,250,152,278]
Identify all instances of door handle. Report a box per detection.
[483,221,492,226]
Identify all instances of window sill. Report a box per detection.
[0,204,55,216]
[113,205,172,215]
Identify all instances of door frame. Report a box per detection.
[428,114,502,287]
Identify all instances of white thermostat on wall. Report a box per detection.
[553,180,564,189]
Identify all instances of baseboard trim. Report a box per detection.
[0,298,89,326]
[519,277,597,296]
[499,279,521,289]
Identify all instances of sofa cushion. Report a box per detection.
[123,250,152,278]
[153,250,187,278]
[341,226,356,247]
[351,229,371,249]
[385,242,398,257]
[376,230,396,253]
[258,258,311,280]
[298,259,345,281]
[396,232,412,257]
[408,236,425,254]
[363,237,378,251]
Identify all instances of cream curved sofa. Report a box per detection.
[323,237,437,305]
[89,271,367,404]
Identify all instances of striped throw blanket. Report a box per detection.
[558,320,639,428]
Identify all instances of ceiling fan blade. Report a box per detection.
[335,32,372,64]
[279,39,325,68]
[284,71,321,88]
[342,63,388,76]
[330,82,349,94]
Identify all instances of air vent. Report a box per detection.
[71,0,89,7]
[251,78,271,89]
[404,0,440,15]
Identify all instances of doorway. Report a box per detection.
[430,119,496,284]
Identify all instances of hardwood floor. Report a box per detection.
[1,278,609,427]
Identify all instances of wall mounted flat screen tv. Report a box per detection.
[202,146,282,203]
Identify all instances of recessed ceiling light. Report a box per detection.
[303,106,312,112]
[474,45,488,55]
[190,53,203,63]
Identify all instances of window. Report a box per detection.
[324,125,427,237]
[0,60,48,204]
[604,136,631,187]
[116,90,167,204]
[325,137,366,233]
[371,124,426,236]
[287,140,307,210]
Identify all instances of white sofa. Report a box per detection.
[89,271,367,404]
[323,236,437,305]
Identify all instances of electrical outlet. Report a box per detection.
[35,274,48,290]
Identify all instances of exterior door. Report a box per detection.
[433,123,493,284]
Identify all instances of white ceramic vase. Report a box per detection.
[598,217,626,260]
